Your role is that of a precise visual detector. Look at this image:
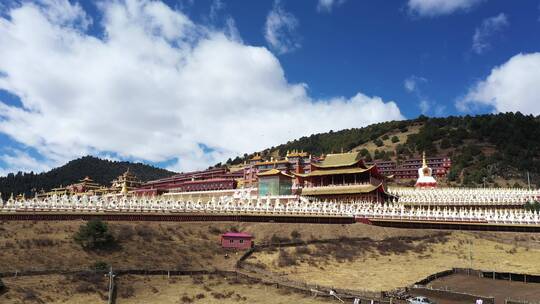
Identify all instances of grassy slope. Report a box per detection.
[0,220,437,273]
[1,274,332,304]
[249,231,540,292]
[1,221,540,302]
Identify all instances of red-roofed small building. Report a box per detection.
[220,232,254,250]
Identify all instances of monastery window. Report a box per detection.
[239,239,244,244]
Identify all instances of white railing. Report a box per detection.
[1,194,540,226]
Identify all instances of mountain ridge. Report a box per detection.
[0,156,175,199]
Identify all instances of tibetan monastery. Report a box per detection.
[294,151,392,202]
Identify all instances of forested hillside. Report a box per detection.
[0,156,175,199]
[228,113,540,187]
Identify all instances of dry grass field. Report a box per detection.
[0,274,334,304]
[248,231,540,292]
[1,220,540,303]
[115,274,332,304]
[0,220,436,272]
[351,123,423,156]
[1,274,108,303]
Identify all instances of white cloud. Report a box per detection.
[0,0,404,175]
[403,76,441,115]
[404,75,427,92]
[457,53,540,114]
[209,0,224,21]
[419,100,430,114]
[317,0,346,13]
[407,0,484,17]
[264,0,300,54]
[472,13,509,54]
[0,149,54,176]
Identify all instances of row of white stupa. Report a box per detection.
[2,194,540,225]
[389,187,540,205]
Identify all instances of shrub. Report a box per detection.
[195,293,206,299]
[374,139,384,147]
[208,226,222,235]
[90,261,109,272]
[391,136,399,143]
[277,249,297,267]
[73,219,115,250]
[270,234,291,245]
[290,230,301,240]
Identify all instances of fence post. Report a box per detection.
[107,266,115,304]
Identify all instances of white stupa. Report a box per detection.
[415,151,437,188]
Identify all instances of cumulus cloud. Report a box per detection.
[407,0,484,17]
[0,0,404,175]
[317,0,346,13]
[472,13,509,54]
[264,0,300,54]
[457,53,540,114]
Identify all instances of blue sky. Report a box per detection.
[0,0,539,174]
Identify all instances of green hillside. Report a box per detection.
[229,113,540,188]
[0,156,175,199]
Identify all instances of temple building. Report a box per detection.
[257,169,294,196]
[243,150,313,188]
[294,152,391,202]
[134,167,241,195]
[49,176,108,196]
[110,169,142,193]
[365,156,451,180]
[415,152,438,188]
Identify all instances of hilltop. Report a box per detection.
[227,113,540,188]
[0,156,175,199]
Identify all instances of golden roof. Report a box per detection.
[286,149,308,157]
[296,166,373,177]
[301,183,382,196]
[255,159,289,165]
[250,154,262,161]
[312,152,363,168]
[257,169,294,178]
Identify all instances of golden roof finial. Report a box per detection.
[422,151,427,168]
